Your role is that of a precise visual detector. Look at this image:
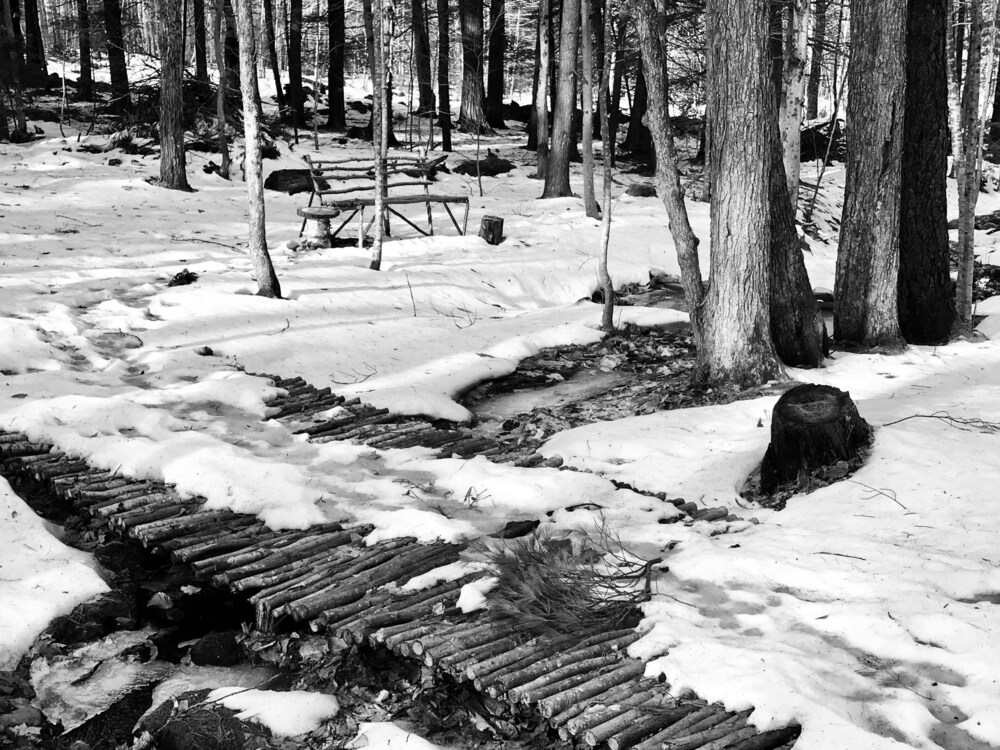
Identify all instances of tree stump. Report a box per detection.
[479,216,504,245]
[759,384,872,493]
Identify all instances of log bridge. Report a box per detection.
[0,375,799,750]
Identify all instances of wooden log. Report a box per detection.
[111,504,191,530]
[413,619,497,657]
[606,704,703,750]
[467,636,550,682]
[92,492,174,517]
[564,689,665,737]
[216,528,363,586]
[380,622,438,650]
[132,510,243,544]
[509,653,627,704]
[175,524,278,563]
[550,678,660,728]
[313,590,397,631]
[0,441,51,459]
[583,698,679,747]
[35,459,90,480]
[537,661,651,718]
[0,432,29,443]
[726,726,799,750]
[363,422,432,447]
[479,215,504,245]
[240,544,359,594]
[658,714,749,750]
[378,427,450,450]
[630,706,723,749]
[476,630,623,692]
[438,634,522,673]
[159,516,262,551]
[759,383,872,492]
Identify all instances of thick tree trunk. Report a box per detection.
[780,0,809,208]
[157,0,190,191]
[223,0,240,94]
[193,0,208,81]
[632,0,705,352]
[542,0,581,197]
[288,0,305,124]
[806,0,826,120]
[759,384,872,493]
[412,0,435,115]
[700,0,783,387]
[834,0,906,350]
[532,0,551,172]
[580,0,599,218]
[263,0,286,112]
[23,0,46,85]
[1,0,28,139]
[946,0,963,178]
[459,0,489,131]
[527,22,540,151]
[484,0,506,128]
[326,0,345,127]
[233,0,282,298]
[213,0,231,180]
[622,64,652,157]
[899,0,953,343]
[103,0,130,115]
[437,0,453,150]
[77,0,93,99]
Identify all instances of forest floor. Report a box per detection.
[3,62,1000,750]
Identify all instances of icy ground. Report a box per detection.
[3,77,1000,749]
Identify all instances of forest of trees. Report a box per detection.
[1,0,998,388]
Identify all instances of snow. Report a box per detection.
[207,686,340,736]
[4,69,1000,750]
[350,721,456,750]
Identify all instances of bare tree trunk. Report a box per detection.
[533,0,551,174]
[780,0,809,208]
[580,0,599,218]
[223,0,241,94]
[437,0,452,149]
[700,0,784,386]
[1,0,28,139]
[233,0,282,298]
[899,0,953,343]
[622,64,652,157]
[632,0,705,353]
[543,0,581,197]
[157,0,191,190]
[484,0,506,128]
[597,0,614,331]
[459,0,489,131]
[326,0,344,127]
[806,0,827,119]
[371,0,388,271]
[946,0,963,178]
[834,0,906,349]
[263,0,286,112]
[412,0,434,115]
[77,0,93,99]
[103,0,130,115]
[288,0,305,124]
[213,0,231,179]
[23,0,46,85]
[193,0,208,80]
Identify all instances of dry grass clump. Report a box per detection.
[482,526,659,635]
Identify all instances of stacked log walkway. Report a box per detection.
[0,376,796,750]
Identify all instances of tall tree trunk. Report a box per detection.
[370,0,388,271]
[77,0,93,99]
[233,0,282,298]
[193,0,208,80]
[484,0,506,127]
[597,0,614,331]
[622,63,652,157]
[899,0,952,343]
[263,0,286,112]
[700,0,784,386]
[609,16,626,165]
[1,0,28,139]
[362,0,397,144]
[437,0,452,149]
[543,0,581,197]
[327,0,345,127]
[580,0,599,218]
[834,0,906,349]
[780,0,809,208]
[157,0,191,190]
[213,0,231,179]
[23,0,46,85]
[946,0,963,176]
[459,0,489,131]
[806,0,827,119]
[411,0,434,115]
[632,0,705,353]
[532,0,551,172]
[223,0,240,94]
[103,0,130,115]
[288,0,305,124]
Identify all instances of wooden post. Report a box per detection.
[479,215,504,244]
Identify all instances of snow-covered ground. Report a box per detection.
[3,69,1000,749]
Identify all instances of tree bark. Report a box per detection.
[806,0,827,119]
[157,0,191,191]
[213,0,231,179]
[946,0,963,177]
[580,0,599,218]
[23,0,46,85]
[632,0,705,352]
[899,0,952,343]
[598,1,614,331]
[780,0,809,208]
[532,0,551,173]
[411,0,435,115]
[622,63,652,157]
[103,0,130,115]
[459,0,489,131]
[223,0,240,94]
[263,0,286,112]
[437,0,453,150]
[326,0,345,127]
[834,0,906,350]
[362,0,398,145]
[700,0,784,387]
[77,0,93,99]
[233,0,282,298]
[1,0,27,139]
[485,0,506,128]
[371,0,388,271]
[543,0,581,197]
[193,0,209,81]
[288,0,305,124]
[759,384,872,493]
